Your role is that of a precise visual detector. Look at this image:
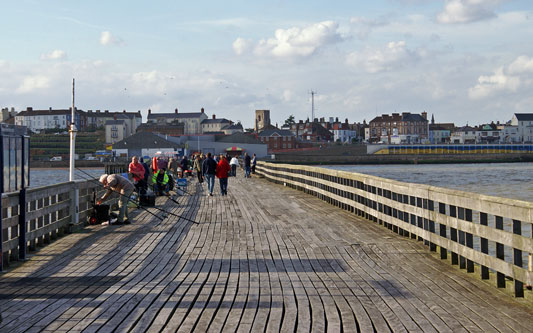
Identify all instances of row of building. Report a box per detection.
[368,112,533,144]
[4,106,533,155]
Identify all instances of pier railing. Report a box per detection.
[256,161,533,297]
[1,179,117,270]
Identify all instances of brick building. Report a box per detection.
[369,112,428,143]
[257,129,296,151]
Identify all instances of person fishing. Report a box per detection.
[97,173,134,225]
[129,156,146,195]
[153,168,170,196]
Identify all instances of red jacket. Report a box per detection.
[216,158,231,179]
[128,162,145,182]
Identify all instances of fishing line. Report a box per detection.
[75,167,200,224]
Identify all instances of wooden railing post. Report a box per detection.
[257,161,533,295]
[495,216,506,288]
[18,188,26,260]
[513,219,524,297]
[480,212,489,279]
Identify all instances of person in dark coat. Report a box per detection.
[202,152,217,196]
[244,152,251,178]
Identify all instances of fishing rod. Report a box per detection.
[76,170,164,221]
[147,183,182,206]
[75,168,200,224]
[74,168,174,217]
[75,167,183,211]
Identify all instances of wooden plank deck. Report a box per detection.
[0,175,532,332]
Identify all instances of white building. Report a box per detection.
[14,107,85,132]
[450,126,477,144]
[201,115,231,133]
[475,124,500,143]
[499,125,520,143]
[331,122,356,143]
[105,120,129,144]
[510,113,533,143]
[147,108,208,135]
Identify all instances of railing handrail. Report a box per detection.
[257,161,533,297]
[1,178,116,271]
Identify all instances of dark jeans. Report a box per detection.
[197,171,204,183]
[154,182,169,196]
[134,179,146,195]
[231,164,237,176]
[219,177,228,195]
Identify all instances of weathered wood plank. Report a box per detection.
[1,174,532,332]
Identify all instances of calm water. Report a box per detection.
[323,162,533,203]
[29,168,104,188]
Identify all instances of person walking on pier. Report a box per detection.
[202,152,217,196]
[98,173,134,225]
[229,155,239,177]
[216,154,231,195]
[194,154,204,183]
[243,152,251,178]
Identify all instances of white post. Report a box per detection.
[69,78,77,181]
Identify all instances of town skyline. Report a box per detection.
[1,1,532,128]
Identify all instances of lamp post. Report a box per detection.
[69,78,77,181]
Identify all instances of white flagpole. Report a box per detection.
[69,78,77,181]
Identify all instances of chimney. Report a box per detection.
[96,110,101,113]
[148,109,151,115]
[123,109,126,113]
[201,107,204,113]
[345,118,348,124]
[212,114,216,119]
[175,108,178,114]
[105,110,109,113]
[27,107,33,112]
[421,111,427,120]
[49,107,52,111]
[335,117,339,123]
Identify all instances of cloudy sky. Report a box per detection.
[1,0,532,128]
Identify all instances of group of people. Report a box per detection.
[97,152,257,224]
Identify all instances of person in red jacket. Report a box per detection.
[216,154,231,196]
[128,156,146,194]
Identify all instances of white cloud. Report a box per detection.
[468,68,520,99]
[16,75,51,93]
[437,0,503,24]
[508,55,533,74]
[100,31,124,46]
[232,38,252,55]
[40,50,67,60]
[234,21,344,59]
[346,41,421,73]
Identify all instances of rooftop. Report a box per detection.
[112,131,182,149]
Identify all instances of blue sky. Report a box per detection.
[1,0,532,128]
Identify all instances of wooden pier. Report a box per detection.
[0,175,532,332]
